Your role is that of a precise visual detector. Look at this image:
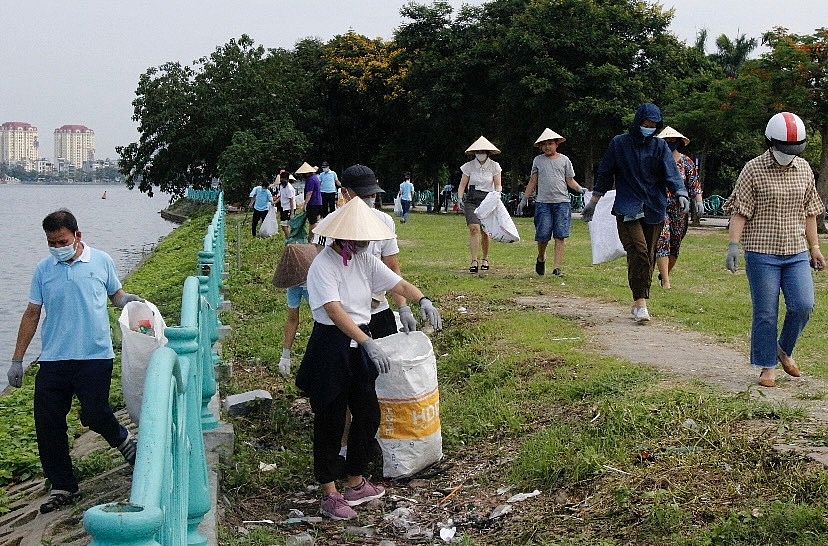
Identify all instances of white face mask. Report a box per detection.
[475,153,488,162]
[362,197,376,209]
[49,240,76,262]
[772,149,796,166]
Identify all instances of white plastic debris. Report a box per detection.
[506,489,541,503]
[258,462,278,472]
[489,504,513,519]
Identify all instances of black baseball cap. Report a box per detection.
[341,164,384,196]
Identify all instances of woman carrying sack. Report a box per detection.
[457,136,502,273]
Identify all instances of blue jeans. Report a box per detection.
[744,251,814,369]
[534,202,572,242]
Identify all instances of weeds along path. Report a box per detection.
[516,294,828,466]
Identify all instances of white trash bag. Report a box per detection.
[393,196,403,217]
[259,205,279,237]
[373,331,442,478]
[586,190,626,265]
[119,300,168,425]
[474,191,520,243]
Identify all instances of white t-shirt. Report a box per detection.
[278,183,296,210]
[531,153,575,204]
[460,158,502,192]
[308,246,402,326]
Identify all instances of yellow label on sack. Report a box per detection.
[377,388,441,439]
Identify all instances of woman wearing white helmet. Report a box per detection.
[724,112,825,388]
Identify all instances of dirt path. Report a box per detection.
[516,294,828,465]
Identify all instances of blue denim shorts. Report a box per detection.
[286,285,310,309]
[534,201,572,241]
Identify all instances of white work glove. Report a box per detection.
[418,298,443,331]
[278,348,291,378]
[677,195,691,215]
[457,195,464,212]
[7,360,23,388]
[113,292,145,309]
[725,242,739,273]
[581,199,597,222]
[694,200,705,217]
[398,305,418,334]
[517,195,529,216]
[360,338,392,374]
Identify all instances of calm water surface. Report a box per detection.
[0,184,178,389]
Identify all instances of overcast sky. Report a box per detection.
[1,0,824,161]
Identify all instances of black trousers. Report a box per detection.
[313,347,380,484]
[251,208,268,236]
[321,192,338,217]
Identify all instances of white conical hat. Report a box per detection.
[656,126,690,146]
[534,128,566,146]
[465,135,501,155]
[294,161,317,174]
[312,197,396,241]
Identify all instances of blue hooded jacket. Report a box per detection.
[593,103,687,223]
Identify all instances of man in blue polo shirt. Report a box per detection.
[319,161,340,218]
[8,208,144,514]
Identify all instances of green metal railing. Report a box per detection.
[83,192,225,546]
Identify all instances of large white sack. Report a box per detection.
[119,300,168,425]
[474,191,520,243]
[587,190,626,264]
[393,196,403,217]
[259,205,279,237]
[373,331,442,478]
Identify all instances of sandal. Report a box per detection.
[40,490,81,514]
[480,259,489,271]
[469,260,478,273]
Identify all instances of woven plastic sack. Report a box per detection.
[119,300,168,425]
[286,210,308,244]
[373,331,442,478]
[586,190,626,264]
[474,191,520,243]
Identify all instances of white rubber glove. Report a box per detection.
[677,195,691,215]
[113,292,145,309]
[517,195,529,216]
[694,200,705,217]
[725,242,739,273]
[419,298,442,331]
[7,360,23,388]
[360,338,392,374]
[398,305,418,333]
[278,348,291,378]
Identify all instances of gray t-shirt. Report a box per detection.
[531,153,575,204]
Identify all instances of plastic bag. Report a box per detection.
[586,190,626,264]
[373,331,442,478]
[393,196,403,217]
[259,205,279,237]
[286,210,308,244]
[119,300,168,425]
[474,191,520,243]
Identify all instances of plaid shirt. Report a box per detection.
[724,150,824,255]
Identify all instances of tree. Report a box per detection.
[710,33,758,78]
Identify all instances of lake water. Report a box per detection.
[0,184,179,389]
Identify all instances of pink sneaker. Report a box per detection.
[319,491,357,520]
[343,478,385,506]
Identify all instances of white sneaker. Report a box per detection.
[631,306,650,324]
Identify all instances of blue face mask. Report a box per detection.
[667,142,679,151]
[640,126,656,137]
[50,243,76,262]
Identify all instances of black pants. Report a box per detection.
[251,208,268,236]
[35,360,128,492]
[321,192,338,217]
[313,348,380,484]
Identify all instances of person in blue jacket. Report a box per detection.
[581,103,690,324]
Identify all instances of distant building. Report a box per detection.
[54,124,95,169]
[0,121,39,170]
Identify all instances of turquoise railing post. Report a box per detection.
[198,275,219,430]
[176,277,212,546]
[83,346,187,546]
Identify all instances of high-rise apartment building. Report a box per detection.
[54,124,95,168]
[0,121,39,169]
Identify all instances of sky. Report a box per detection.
[1,1,825,162]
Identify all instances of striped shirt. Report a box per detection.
[724,150,824,255]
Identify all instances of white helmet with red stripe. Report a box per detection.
[765,112,807,155]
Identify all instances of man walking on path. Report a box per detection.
[248,179,273,237]
[8,209,143,514]
[398,172,414,223]
[519,128,585,276]
[319,161,340,218]
[581,103,690,324]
